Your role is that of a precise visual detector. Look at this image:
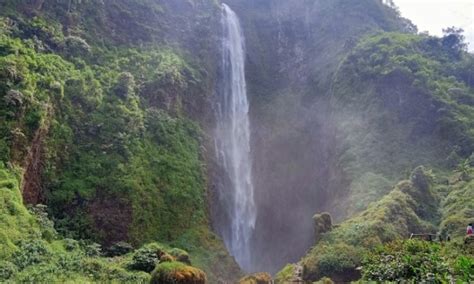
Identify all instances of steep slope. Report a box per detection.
[0,0,242,281]
[219,0,415,272]
[331,31,474,216]
[215,0,473,273]
[300,166,439,282]
[283,26,474,283]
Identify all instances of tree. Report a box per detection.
[442,27,467,58]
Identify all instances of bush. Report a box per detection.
[64,36,91,57]
[63,238,79,251]
[455,256,474,283]
[28,204,57,241]
[274,264,294,283]
[128,244,164,272]
[106,241,133,257]
[12,240,50,269]
[169,248,190,264]
[0,261,18,280]
[113,72,136,99]
[0,140,10,162]
[150,261,206,284]
[362,240,452,282]
[317,244,361,275]
[80,241,102,257]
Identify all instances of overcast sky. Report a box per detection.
[393,0,474,51]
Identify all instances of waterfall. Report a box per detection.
[215,4,256,272]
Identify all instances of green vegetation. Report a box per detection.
[0,2,238,281]
[0,164,39,260]
[0,166,224,282]
[296,28,474,282]
[150,261,206,284]
[274,264,294,283]
[299,167,442,281]
[440,164,474,238]
[332,30,474,216]
[362,239,473,283]
[292,163,473,282]
[238,272,273,284]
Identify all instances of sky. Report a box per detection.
[393,0,474,51]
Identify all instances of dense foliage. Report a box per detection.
[296,163,473,282]
[333,31,474,217]
[362,239,474,283]
[0,1,239,281]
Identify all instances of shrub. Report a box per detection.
[275,264,294,283]
[0,261,18,280]
[238,272,273,284]
[455,256,474,283]
[28,204,57,241]
[12,240,50,269]
[80,241,102,257]
[4,90,24,108]
[317,244,361,276]
[150,261,206,284]
[362,240,452,282]
[82,258,150,282]
[128,244,164,272]
[0,140,10,162]
[106,241,133,257]
[113,72,136,99]
[64,36,91,56]
[63,238,79,251]
[169,248,190,264]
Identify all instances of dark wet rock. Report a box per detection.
[313,212,332,243]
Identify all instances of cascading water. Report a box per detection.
[215,4,256,272]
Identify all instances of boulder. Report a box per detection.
[159,252,175,263]
[169,248,191,265]
[313,212,332,243]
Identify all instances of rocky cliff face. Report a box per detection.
[221,0,472,274]
[221,0,413,272]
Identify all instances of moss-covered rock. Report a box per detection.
[150,261,206,284]
[169,248,191,265]
[313,213,333,243]
[160,252,175,263]
[238,272,272,284]
[274,264,294,283]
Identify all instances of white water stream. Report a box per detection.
[215,4,256,272]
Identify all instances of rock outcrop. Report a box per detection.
[313,213,333,244]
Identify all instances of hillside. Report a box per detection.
[0,0,241,282]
